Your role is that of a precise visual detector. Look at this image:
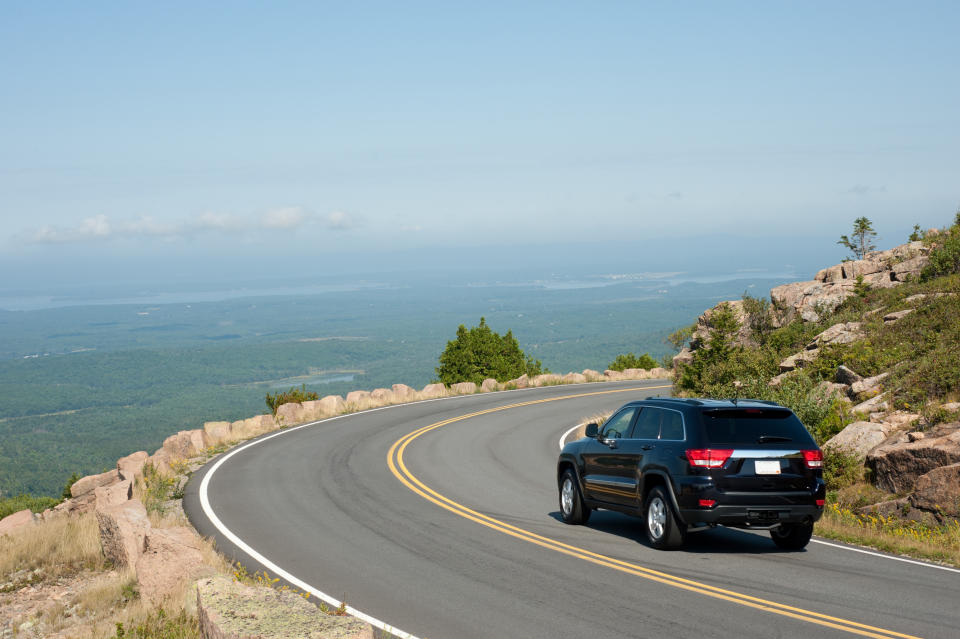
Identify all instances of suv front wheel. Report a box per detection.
[644,486,686,549]
[559,469,591,525]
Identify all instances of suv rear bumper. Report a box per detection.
[679,503,824,527]
[674,478,826,527]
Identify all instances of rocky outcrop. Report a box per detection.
[481,378,499,392]
[689,300,753,349]
[450,381,477,394]
[867,422,960,493]
[136,527,207,605]
[911,463,960,518]
[94,479,133,510]
[96,499,150,567]
[117,451,149,480]
[808,322,863,349]
[197,576,374,639]
[370,387,393,402]
[824,421,899,458]
[420,383,447,398]
[344,390,371,405]
[883,309,914,323]
[70,469,120,499]
[770,241,929,325]
[162,430,208,460]
[0,509,35,536]
[835,365,862,386]
[391,384,415,399]
[561,372,587,385]
[851,372,890,398]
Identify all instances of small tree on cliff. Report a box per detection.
[436,317,543,385]
[837,217,878,260]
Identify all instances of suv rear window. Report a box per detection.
[700,408,816,447]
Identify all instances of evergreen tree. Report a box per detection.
[436,318,543,384]
[837,217,878,260]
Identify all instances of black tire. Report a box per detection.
[559,469,590,525]
[770,522,814,550]
[644,486,686,549]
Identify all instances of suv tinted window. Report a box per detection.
[700,408,815,446]
[659,410,684,440]
[631,408,661,439]
[601,408,636,439]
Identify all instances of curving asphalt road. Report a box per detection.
[185,381,960,639]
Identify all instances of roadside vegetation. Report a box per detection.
[607,352,658,371]
[435,317,544,385]
[671,212,960,565]
[265,385,319,416]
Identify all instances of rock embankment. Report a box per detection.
[197,577,373,639]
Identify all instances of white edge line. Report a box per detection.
[809,539,960,573]
[197,380,662,639]
[559,422,586,450]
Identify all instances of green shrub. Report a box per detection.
[922,220,960,280]
[607,352,657,371]
[435,317,543,385]
[0,493,59,519]
[265,384,319,416]
[823,450,864,491]
[139,462,175,515]
[61,471,82,500]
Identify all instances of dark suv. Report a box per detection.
[556,397,825,550]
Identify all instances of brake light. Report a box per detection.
[802,450,823,469]
[698,499,717,508]
[686,449,733,469]
[816,499,825,507]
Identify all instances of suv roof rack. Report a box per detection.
[643,397,704,406]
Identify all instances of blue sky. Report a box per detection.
[1,2,958,286]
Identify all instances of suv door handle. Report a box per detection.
[641,444,654,451]
[602,439,619,449]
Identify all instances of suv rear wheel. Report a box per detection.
[770,522,814,550]
[644,486,686,549]
[559,469,590,525]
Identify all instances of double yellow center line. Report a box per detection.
[387,387,919,639]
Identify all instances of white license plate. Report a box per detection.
[754,460,782,475]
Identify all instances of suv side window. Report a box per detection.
[631,407,661,439]
[659,410,684,440]
[600,408,636,439]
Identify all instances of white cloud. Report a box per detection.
[325,210,360,230]
[32,214,113,243]
[261,207,307,230]
[22,206,359,245]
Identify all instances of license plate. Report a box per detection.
[754,460,781,475]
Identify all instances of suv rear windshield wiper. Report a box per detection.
[757,435,792,443]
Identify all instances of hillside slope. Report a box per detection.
[672,216,960,562]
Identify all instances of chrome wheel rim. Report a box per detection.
[648,496,666,540]
[561,478,575,515]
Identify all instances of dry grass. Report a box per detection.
[816,502,960,567]
[0,513,105,582]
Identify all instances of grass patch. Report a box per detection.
[816,500,960,567]
[0,512,105,582]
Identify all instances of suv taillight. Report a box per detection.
[685,449,733,469]
[802,450,823,469]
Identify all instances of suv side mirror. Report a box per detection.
[584,423,599,438]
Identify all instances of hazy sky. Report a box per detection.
[1,2,958,286]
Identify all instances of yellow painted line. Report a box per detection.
[387,387,920,639]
